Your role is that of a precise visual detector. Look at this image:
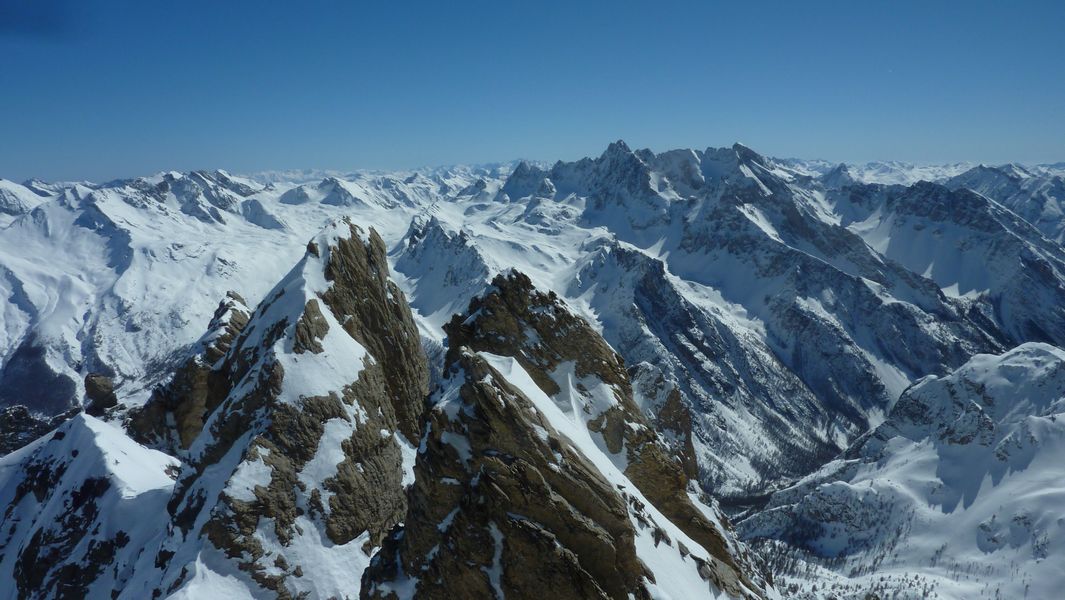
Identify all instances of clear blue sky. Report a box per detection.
[1,0,1063,182]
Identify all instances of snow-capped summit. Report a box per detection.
[946,163,1065,244]
[0,179,43,223]
[820,163,857,190]
[495,160,549,202]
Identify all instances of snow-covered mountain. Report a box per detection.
[945,164,1065,244]
[787,157,1065,244]
[0,140,1063,598]
[779,159,977,186]
[0,179,46,226]
[0,219,772,599]
[5,142,1065,493]
[740,343,1065,599]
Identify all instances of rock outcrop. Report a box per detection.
[364,272,769,599]
[84,373,118,416]
[128,291,252,454]
[141,220,429,599]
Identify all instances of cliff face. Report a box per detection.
[129,290,251,454]
[0,220,432,600]
[364,272,770,599]
[147,220,430,599]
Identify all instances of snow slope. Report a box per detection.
[0,414,179,599]
[740,343,1065,599]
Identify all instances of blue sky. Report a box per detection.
[1,0,1063,181]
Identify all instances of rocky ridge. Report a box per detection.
[365,272,770,599]
[2,141,1065,598]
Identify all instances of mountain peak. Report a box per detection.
[599,139,638,164]
[729,143,772,170]
[822,162,857,189]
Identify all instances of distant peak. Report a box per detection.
[510,160,536,175]
[731,142,765,164]
[601,139,634,160]
[317,175,346,188]
[821,162,856,189]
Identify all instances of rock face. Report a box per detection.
[1,219,432,599]
[142,220,429,599]
[365,350,656,600]
[128,291,251,454]
[364,272,770,599]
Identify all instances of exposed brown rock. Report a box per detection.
[443,271,631,398]
[440,271,768,597]
[154,221,429,597]
[84,373,118,416]
[127,291,250,453]
[292,299,328,354]
[320,227,429,442]
[363,351,653,600]
[367,272,769,599]
[630,366,699,479]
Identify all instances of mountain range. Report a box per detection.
[1,142,1063,599]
